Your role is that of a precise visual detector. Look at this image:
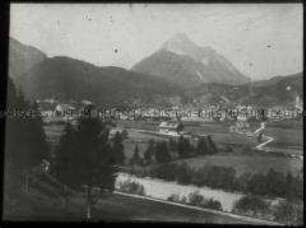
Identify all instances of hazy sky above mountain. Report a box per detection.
[10,3,302,80]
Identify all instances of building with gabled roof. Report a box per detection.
[158,121,184,137]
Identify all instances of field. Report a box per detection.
[117,120,158,131]
[120,121,258,148]
[185,125,258,147]
[264,126,303,150]
[174,153,303,176]
[122,120,303,152]
[43,121,303,174]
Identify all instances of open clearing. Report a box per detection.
[264,126,303,150]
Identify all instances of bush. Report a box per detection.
[181,196,187,203]
[202,198,223,211]
[273,200,303,225]
[187,191,223,211]
[167,194,180,202]
[167,194,189,205]
[188,191,205,206]
[118,180,146,196]
[233,195,270,216]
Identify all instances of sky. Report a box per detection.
[10,3,303,80]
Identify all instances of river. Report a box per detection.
[116,173,245,212]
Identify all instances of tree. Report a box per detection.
[167,194,180,202]
[204,199,223,211]
[176,122,184,132]
[143,139,155,164]
[53,123,77,185]
[204,166,237,191]
[5,78,49,196]
[121,129,129,140]
[196,137,208,155]
[285,172,303,201]
[130,144,141,166]
[265,168,286,198]
[233,195,270,216]
[206,135,218,155]
[237,172,252,192]
[54,116,117,220]
[152,163,177,181]
[246,173,267,196]
[112,131,125,165]
[177,136,192,158]
[168,137,177,153]
[273,200,303,225]
[188,191,205,206]
[3,78,49,217]
[176,163,191,185]
[154,141,171,163]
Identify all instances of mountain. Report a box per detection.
[185,72,303,107]
[240,73,303,106]
[8,37,302,108]
[9,38,47,91]
[131,33,250,88]
[22,56,181,105]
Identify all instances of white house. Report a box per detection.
[158,121,183,137]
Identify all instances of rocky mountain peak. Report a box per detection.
[160,33,200,57]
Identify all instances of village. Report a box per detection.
[37,96,303,124]
[37,97,303,163]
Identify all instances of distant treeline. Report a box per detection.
[130,136,218,165]
[128,162,303,202]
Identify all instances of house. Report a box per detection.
[55,104,77,117]
[108,126,124,139]
[55,104,76,113]
[80,100,92,106]
[38,101,57,116]
[230,119,250,133]
[158,121,184,137]
[54,103,79,123]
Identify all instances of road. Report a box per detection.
[256,134,274,150]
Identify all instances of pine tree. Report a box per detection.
[168,137,177,153]
[53,123,77,185]
[130,144,141,165]
[155,141,171,163]
[144,139,155,164]
[54,116,117,220]
[177,136,192,158]
[196,137,208,155]
[207,135,218,155]
[112,131,125,165]
[5,78,49,196]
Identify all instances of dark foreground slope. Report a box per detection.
[3,190,268,224]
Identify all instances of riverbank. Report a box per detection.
[116,172,244,212]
